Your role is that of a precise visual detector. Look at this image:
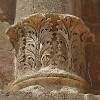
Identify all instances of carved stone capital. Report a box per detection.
[6,13,94,93]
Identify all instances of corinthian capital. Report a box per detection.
[6,13,94,93]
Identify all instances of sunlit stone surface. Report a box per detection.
[6,13,94,93]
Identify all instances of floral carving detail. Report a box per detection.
[6,14,94,79]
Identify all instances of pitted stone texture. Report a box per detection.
[0,90,33,100]
[28,92,100,100]
[32,0,73,14]
[0,91,99,100]
[15,0,73,22]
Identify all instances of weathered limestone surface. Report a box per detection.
[15,0,81,22]
[6,13,94,94]
[14,0,100,94]
[0,0,16,89]
[0,91,100,100]
[0,91,33,100]
[0,0,99,98]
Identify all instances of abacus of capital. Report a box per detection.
[6,13,94,95]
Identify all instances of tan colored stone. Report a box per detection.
[0,0,16,90]
[15,0,81,22]
[0,21,14,89]
[0,90,33,100]
[0,0,99,95]
[0,91,99,100]
[6,13,94,93]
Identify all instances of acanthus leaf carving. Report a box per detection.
[6,14,95,92]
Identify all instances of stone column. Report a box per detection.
[15,0,81,22]
[6,13,94,94]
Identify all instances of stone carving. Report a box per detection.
[0,91,33,100]
[0,91,99,100]
[6,14,94,93]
